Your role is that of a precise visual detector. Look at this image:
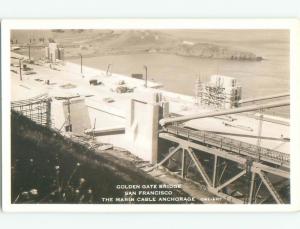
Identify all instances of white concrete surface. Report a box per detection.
[125,90,161,163]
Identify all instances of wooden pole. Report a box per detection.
[93,118,96,140]
[28,44,31,60]
[80,54,83,74]
[144,65,148,88]
[19,59,22,81]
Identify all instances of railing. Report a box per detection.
[164,125,290,167]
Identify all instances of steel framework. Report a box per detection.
[156,129,289,204]
[11,94,52,127]
[154,99,290,204]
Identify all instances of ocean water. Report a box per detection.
[70,53,289,99]
[69,49,290,117]
[68,30,289,100]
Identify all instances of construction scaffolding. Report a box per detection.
[195,75,242,109]
[194,76,203,105]
[11,93,52,127]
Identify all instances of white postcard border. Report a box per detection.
[2,19,300,212]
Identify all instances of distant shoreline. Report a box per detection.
[15,44,264,62]
[64,50,263,62]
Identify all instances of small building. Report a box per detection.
[45,42,64,62]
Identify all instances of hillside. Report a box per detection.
[11,111,197,204]
[11,29,263,61]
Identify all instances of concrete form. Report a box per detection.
[125,90,164,163]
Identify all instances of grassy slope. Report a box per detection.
[11,111,198,204]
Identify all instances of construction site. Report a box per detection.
[10,40,290,204]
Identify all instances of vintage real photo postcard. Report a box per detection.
[2,19,300,212]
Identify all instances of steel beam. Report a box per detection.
[254,180,263,204]
[202,130,289,142]
[159,133,247,164]
[252,162,289,179]
[186,147,212,187]
[158,133,289,204]
[218,163,228,185]
[212,155,218,188]
[181,148,186,178]
[160,133,289,177]
[146,145,181,172]
[257,171,284,204]
[240,93,289,104]
[216,170,246,192]
[163,126,289,167]
[248,172,256,204]
[159,99,290,126]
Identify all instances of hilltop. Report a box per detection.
[11,29,263,61]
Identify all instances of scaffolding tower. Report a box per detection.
[195,76,227,108]
[195,75,241,109]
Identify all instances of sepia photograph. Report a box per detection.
[2,19,299,212]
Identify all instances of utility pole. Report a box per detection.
[144,65,148,88]
[28,44,31,60]
[106,64,112,76]
[80,54,83,75]
[19,59,22,81]
[92,118,96,140]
